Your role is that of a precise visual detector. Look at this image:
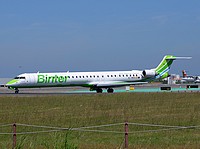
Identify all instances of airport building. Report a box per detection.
[163,74,181,84]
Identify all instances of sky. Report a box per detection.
[0,0,200,77]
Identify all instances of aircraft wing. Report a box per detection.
[89,81,148,88]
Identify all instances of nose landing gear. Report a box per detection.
[15,88,19,94]
[8,87,19,94]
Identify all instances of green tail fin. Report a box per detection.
[155,55,176,79]
[152,55,191,79]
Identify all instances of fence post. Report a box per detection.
[124,122,128,149]
[13,123,16,149]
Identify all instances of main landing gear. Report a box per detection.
[95,88,114,93]
[96,88,103,93]
[107,88,114,93]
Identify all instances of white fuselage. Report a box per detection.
[8,70,145,88]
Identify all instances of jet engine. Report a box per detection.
[142,70,157,78]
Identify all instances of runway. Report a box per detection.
[0,84,199,96]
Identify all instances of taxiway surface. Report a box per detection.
[0,84,199,96]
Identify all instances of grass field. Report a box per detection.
[0,93,200,148]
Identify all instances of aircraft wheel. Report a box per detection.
[107,88,114,93]
[96,88,103,93]
[15,89,19,94]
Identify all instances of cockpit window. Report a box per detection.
[14,77,26,79]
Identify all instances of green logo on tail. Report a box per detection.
[155,55,176,79]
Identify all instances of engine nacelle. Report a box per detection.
[142,70,157,78]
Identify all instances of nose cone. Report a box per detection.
[6,79,18,87]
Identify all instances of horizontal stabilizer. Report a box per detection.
[166,56,192,60]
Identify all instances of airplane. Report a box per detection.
[5,55,191,93]
[181,70,200,84]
